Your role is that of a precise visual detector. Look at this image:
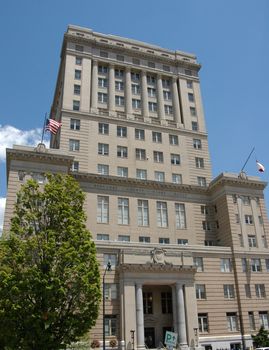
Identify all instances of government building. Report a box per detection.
[3,25,269,350]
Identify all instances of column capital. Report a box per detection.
[109,62,115,68]
[125,66,131,72]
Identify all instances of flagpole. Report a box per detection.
[40,112,47,144]
[240,147,255,173]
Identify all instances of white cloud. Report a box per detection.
[0,124,49,162]
[0,197,6,235]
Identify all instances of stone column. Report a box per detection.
[109,64,115,115]
[136,283,145,350]
[157,74,165,120]
[172,77,181,125]
[176,282,187,347]
[125,67,132,116]
[141,70,149,119]
[172,285,177,333]
[91,60,98,112]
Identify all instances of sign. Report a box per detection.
[165,331,178,347]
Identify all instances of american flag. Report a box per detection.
[45,119,62,134]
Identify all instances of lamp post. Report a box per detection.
[103,261,112,350]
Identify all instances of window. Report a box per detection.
[245,215,253,224]
[163,65,170,72]
[139,236,150,243]
[242,196,250,205]
[187,80,193,88]
[71,161,79,172]
[147,75,156,85]
[255,284,266,298]
[132,99,141,109]
[70,118,80,130]
[192,121,198,131]
[98,65,108,74]
[135,148,146,161]
[178,239,188,245]
[143,292,153,314]
[131,72,140,81]
[115,95,125,106]
[32,173,45,184]
[97,196,109,223]
[205,240,213,246]
[245,284,251,298]
[161,292,172,313]
[117,146,128,158]
[220,258,232,272]
[117,167,128,178]
[69,139,80,151]
[201,205,208,215]
[132,84,140,94]
[97,233,109,241]
[190,107,197,116]
[138,200,149,226]
[148,61,155,68]
[171,154,180,165]
[164,105,173,115]
[153,151,164,163]
[73,100,80,111]
[115,69,124,77]
[116,54,124,61]
[196,284,206,299]
[249,312,256,331]
[157,201,168,228]
[163,91,171,100]
[197,177,207,187]
[98,123,109,135]
[248,235,257,248]
[195,157,204,168]
[104,283,117,300]
[104,315,117,336]
[135,129,145,140]
[265,259,269,272]
[75,44,83,52]
[188,93,195,102]
[115,81,124,91]
[75,56,82,65]
[118,198,129,225]
[74,69,81,80]
[251,258,261,272]
[172,174,182,184]
[104,253,117,267]
[198,314,208,333]
[147,87,156,97]
[242,258,248,272]
[162,79,170,88]
[202,221,211,231]
[175,203,186,229]
[262,236,268,248]
[235,214,240,223]
[159,237,170,244]
[117,126,127,137]
[98,78,108,88]
[227,313,238,332]
[148,102,157,112]
[98,164,109,175]
[169,134,179,145]
[152,132,162,143]
[98,143,109,156]
[259,312,269,329]
[74,84,81,95]
[100,50,108,58]
[224,285,235,299]
[136,169,147,180]
[194,257,204,272]
[98,92,108,103]
[193,139,202,149]
[118,235,130,242]
[132,58,140,65]
[155,171,165,182]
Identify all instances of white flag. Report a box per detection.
[256,161,265,173]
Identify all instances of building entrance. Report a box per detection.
[144,327,155,348]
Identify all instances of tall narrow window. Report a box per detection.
[175,203,186,229]
[97,196,109,223]
[220,258,232,272]
[118,198,129,225]
[157,201,168,228]
[198,314,208,333]
[161,292,172,313]
[143,292,153,314]
[196,284,206,299]
[98,143,109,156]
[259,312,269,329]
[223,285,235,299]
[138,200,149,226]
[227,313,238,331]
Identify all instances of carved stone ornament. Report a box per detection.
[150,248,167,265]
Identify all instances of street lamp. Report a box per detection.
[103,261,112,350]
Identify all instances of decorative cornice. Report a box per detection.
[118,262,196,273]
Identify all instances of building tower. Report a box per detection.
[4,25,269,350]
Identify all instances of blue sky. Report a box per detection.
[0,0,269,232]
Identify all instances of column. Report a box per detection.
[172,77,181,125]
[108,64,115,115]
[141,70,149,119]
[91,60,98,112]
[136,283,145,350]
[157,74,165,120]
[176,282,187,347]
[172,285,178,333]
[125,67,132,115]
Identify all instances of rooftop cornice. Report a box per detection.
[118,263,196,273]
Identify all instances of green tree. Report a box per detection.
[0,174,101,350]
[252,326,269,348]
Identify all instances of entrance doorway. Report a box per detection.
[231,343,241,350]
[145,327,155,348]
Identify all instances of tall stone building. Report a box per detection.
[4,25,269,350]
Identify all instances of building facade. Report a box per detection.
[3,25,269,350]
